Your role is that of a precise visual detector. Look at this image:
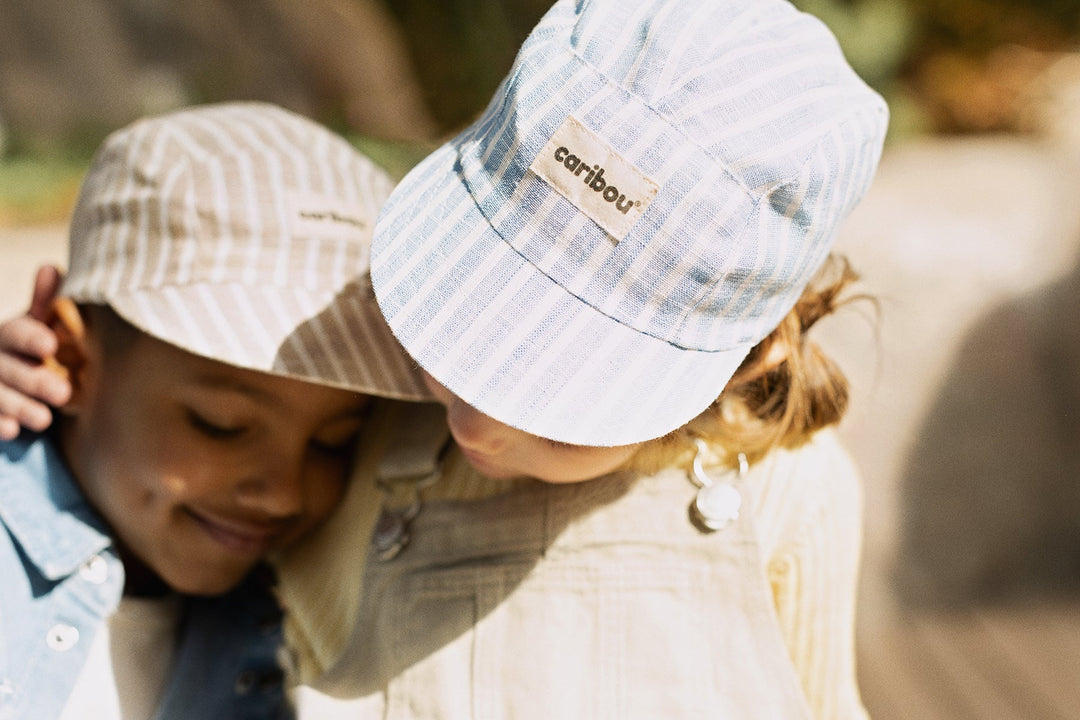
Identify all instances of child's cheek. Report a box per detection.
[150,439,232,502]
[160,473,192,497]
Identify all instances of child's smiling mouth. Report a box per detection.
[184,507,289,556]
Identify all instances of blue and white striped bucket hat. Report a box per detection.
[372,0,888,445]
[63,102,430,400]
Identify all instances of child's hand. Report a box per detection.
[0,266,71,440]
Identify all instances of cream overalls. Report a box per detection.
[294,410,815,719]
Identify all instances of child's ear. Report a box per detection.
[46,298,90,413]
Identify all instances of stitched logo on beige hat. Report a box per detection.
[288,192,369,242]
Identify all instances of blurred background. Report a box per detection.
[2,1,1079,717]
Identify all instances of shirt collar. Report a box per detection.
[0,433,113,581]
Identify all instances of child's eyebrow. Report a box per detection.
[189,374,283,407]
[190,374,369,418]
[325,406,370,422]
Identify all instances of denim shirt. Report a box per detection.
[0,434,294,720]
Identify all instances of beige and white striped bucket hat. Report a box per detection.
[63,102,430,401]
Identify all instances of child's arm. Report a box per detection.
[749,431,870,720]
[0,265,71,440]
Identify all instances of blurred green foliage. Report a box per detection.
[348,135,438,181]
[0,155,85,225]
[792,0,914,90]
[790,0,919,138]
[382,0,551,132]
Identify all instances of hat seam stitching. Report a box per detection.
[574,48,757,200]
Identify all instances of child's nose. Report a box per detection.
[234,457,305,518]
[445,396,511,454]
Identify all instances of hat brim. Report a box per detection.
[102,278,431,402]
[371,142,752,446]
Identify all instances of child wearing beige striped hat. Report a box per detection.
[0,102,430,720]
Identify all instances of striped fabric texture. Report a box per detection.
[63,102,429,401]
[372,0,888,446]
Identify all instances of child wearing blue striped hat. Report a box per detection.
[281,0,886,717]
[357,0,883,717]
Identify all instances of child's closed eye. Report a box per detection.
[309,436,359,458]
[309,420,364,458]
[186,409,246,440]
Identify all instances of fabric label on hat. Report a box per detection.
[288,192,369,243]
[530,115,658,242]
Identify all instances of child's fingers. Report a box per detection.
[0,349,72,408]
[0,315,59,360]
[29,264,64,321]
[0,384,55,437]
[0,416,20,441]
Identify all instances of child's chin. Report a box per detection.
[163,563,255,597]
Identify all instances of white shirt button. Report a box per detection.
[692,482,741,531]
[78,555,109,584]
[46,624,80,652]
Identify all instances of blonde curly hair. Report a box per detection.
[626,253,865,474]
